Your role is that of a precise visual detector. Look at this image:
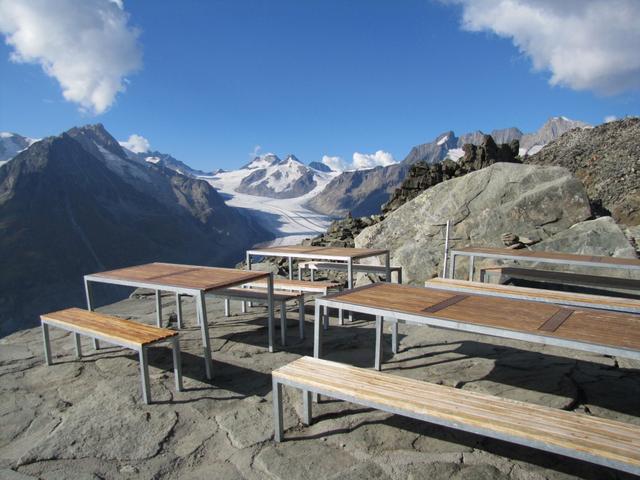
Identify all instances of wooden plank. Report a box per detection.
[41,308,177,346]
[485,267,640,290]
[538,308,574,332]
[454,247,640,268]
[247,278,340,293]
[422,294,469,313]
[274,357,640,470]
[426,278,640,311]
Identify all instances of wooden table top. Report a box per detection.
[452,247,640,268]
[87,262,270,292]
[247,245,389,260]
[325,283,640,352]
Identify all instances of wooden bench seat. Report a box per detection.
[41,308,182,404]
[246,278,341,294]
[216,287,305,346]
[272,356,640,476]
[481,267,640,295]
[298,261,403,283]
[426,278,640,314]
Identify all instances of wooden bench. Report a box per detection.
[217,287,305,345]
[272,357,640,476]
[481,267,640,296]
[246,278,341,295]
[298,261,403,284]
[41,308,182,404]
[426,278,640,314]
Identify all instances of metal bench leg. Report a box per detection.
[310,269,315,281]
[322,305,329,330]
[448,254,456,279]
[273,378,284,442]
[85,278,100,350]
[175,293,183,329]
[242,300,247,313]
[338,308,344,325]
[288,256,293,280]
[280,301,287,346]
[375,316,384,371]
[155,290,163,328]
[42,322,52,365]
[139,347,151,404]
[303,389,312,425]
[74,333,82,359]
[391,319,398,354]
[298,298,305,340]
[196,292,213,379]
[398,270,403,285]
[224,298,230,317]
[172,336,183,392]
[298,265,303,280]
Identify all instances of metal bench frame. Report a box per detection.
[272,361,640,475]
[41,318,183,404]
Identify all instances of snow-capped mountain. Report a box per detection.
[519,116,590,156]
[224,153,337,199]
[0,132,38,166]
[120,148,214,177]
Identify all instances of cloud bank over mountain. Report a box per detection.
[322,150,396,172]
[0,0,142,114]
[451,0,640,95]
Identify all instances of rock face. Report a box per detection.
[382,136,520,214]
[527,117,640,226]
[0,124,270,336]
[306,163,407,217]
[308,161,333,173]
[356,163,594,284]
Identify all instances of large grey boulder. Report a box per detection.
[355,163,594,284]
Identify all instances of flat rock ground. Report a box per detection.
[1,292,639,480]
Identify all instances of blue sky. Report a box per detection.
[0,0,639,171]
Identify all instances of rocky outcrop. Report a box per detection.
[382,136,520,214]
[356,163,597,284]
[302,214,383,248]
[526,117,640,226]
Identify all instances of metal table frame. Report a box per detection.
[449,248,640,281]
[84,269,274,380]
[246,247,391,293]
[313,290,640,372]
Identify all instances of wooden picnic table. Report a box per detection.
[246,245,391,289]
[313,283,640,371]
[84,262,273,379]
[449,246,640,282]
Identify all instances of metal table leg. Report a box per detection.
[84,278,100,350]
[196,292,213,379]
[74,333,82,359]
[155,290,163,328]
[175,293,183,329]
[375,316,384,371]
[347,258,353,322]
[42,322,52,365]
[267,273,275,353]
[303,390,312,425]
[280,300,287,346]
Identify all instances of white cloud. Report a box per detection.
[352,150,396,169]
[322,151,396,172]
[321,155,348,172]
[450,0,640,95]
[604,115,618,123]
[0,0,142,114]
[119,134,150,153]
[250,145,262,157]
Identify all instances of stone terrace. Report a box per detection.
[1,292,639,479]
